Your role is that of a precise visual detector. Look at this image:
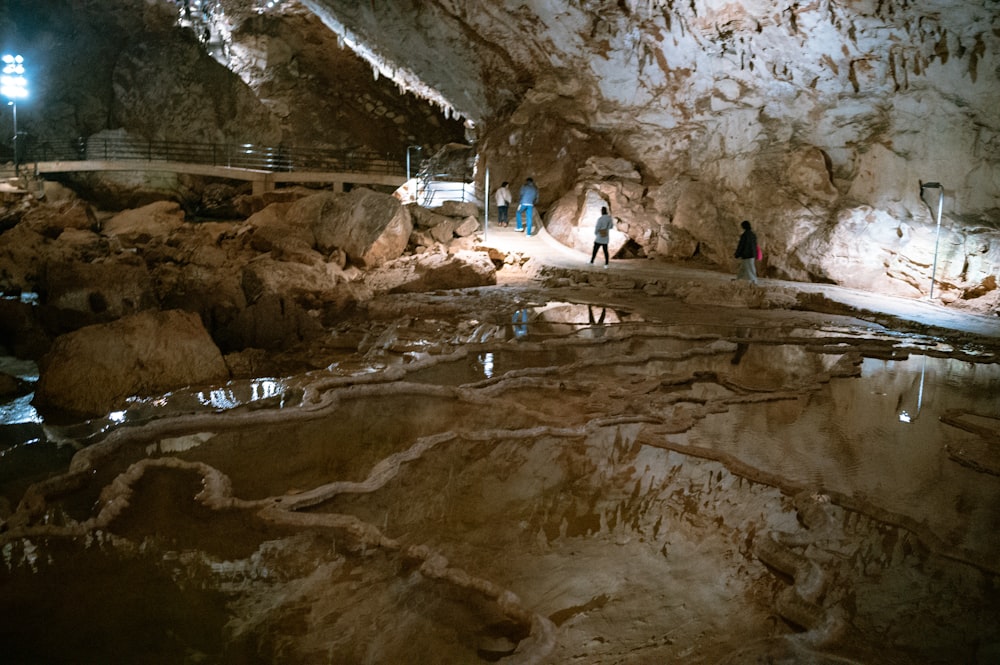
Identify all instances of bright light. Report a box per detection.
[1,54,28,100]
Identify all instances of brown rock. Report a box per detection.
[34,309,229,417]
[102,201,186,247]
[364,249,496,294]
[289,189,413,269]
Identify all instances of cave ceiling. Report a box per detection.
[293,0,999,186]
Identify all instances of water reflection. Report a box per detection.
[0,377,296,505]
[512,308,529,339]
[478,352,495,379]
[898,355,928,423]
[0,393,42,425]
[684,353,1000,565]
[507,302,630,342]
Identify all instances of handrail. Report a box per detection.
[4,137,407,176]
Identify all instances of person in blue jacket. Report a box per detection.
[516,178,539,235]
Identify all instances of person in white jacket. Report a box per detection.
[590,206,614,268]
[495,181,512,227]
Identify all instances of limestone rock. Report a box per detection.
[454,215,480,237]
[224,292,326,351]
[547,187,603,254]
[34,309,229,417]
[289,189,413,269]
[241,256,343,304]
[44,257,158,321]
[364,249,496,294]
[409,205,453,231]
[102,200,186,247]
[246,202,313,255]
[433,201,479,219]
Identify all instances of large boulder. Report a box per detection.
[246,201,314,255]
[364,249,496,294]
[241,256,345,304]
[288,189,412,268]
[33,309,229,417]
[44,256,157,321]
[101,200,186,247]
[546,185,630,256]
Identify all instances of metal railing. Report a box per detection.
[3,137,407,176]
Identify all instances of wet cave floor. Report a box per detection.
[1,277,999,665]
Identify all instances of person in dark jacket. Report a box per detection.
[734,220,759,284]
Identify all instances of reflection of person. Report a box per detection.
[590,206,614,268]
[730,327,751,365]
[516,178,539,235]
[495,181,512,227]
[512,308,529,338]
[587,305,607,338]
[733,220,758,284]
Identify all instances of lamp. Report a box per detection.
[918,181,944,300]
[1,54,28,176]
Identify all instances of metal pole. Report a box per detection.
[11,101,16,176]
[919,181,944,300]
[928,188,944,300]
[405,145,421,204]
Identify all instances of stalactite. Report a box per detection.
[888,50,899,92]
[784,6,798,35]
[934,33,949,65]
[848,60,860,93]
[968,33,985,84]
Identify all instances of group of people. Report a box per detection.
[493,178,538,234]
[492,178,761,280]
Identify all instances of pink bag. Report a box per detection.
[755,245,763,261]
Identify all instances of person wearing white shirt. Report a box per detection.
[590,206,614,268]
[495,181,512,227]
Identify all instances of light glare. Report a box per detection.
[1,53,28,100]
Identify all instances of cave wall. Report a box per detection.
[0,0,465,151]
[305,0,999,311]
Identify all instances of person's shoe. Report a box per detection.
[589,261,594,265]
[604,264,609,269]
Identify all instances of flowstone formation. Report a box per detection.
[2,287,998,663]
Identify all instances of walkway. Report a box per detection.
[4,137,408,195]
[479,222,1000,341]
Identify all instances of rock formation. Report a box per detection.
[0,186,499,414]
[33,308,229,416]
[301,0,999,313]
[2,1,995,310]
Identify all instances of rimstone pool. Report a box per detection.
[1,299,998,664]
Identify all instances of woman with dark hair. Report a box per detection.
[733,220,759,284]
